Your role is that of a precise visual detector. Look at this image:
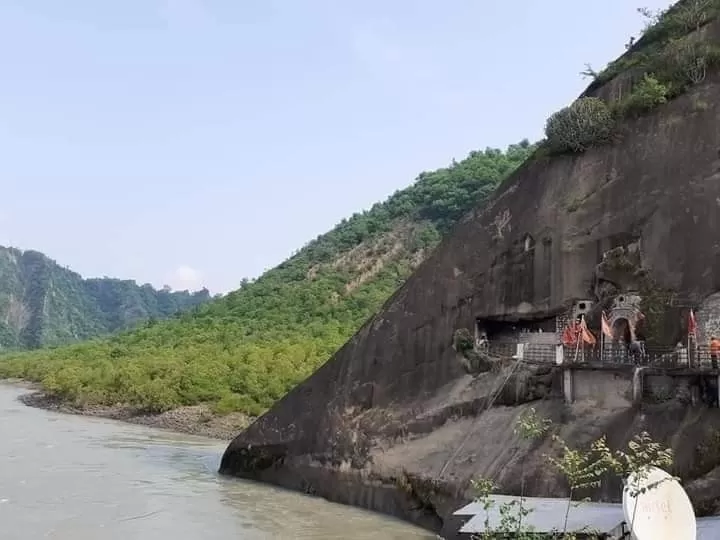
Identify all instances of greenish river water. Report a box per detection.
[0,384,434,539]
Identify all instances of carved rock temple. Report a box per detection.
[221,10,720,540]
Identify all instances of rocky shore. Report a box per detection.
[15,384,251,441]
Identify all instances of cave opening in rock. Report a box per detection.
[475,316,559,362]
[476,316,556,342]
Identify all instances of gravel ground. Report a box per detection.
[17,388,252,441]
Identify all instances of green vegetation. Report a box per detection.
[547,0,720,155]
[472,408,675,539]
[544,98,615,153]
[8,0,720,419]
[596,0,720,87]
[0,142,536,415]
[0,247,210,350]
[453,328,497,373]
[615,74,669,117]
[453,328,475,354]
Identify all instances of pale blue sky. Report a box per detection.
[0,0,671,293]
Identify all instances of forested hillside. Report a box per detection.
[0,141,535,414]
[0,246,211,349]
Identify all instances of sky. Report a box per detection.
[0,0,673,294]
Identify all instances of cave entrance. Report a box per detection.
[477,317,555,342]
[476,315,558,362]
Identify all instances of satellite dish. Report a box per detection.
[621,466,696,540]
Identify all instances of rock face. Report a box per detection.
[0,246,211,349]
[221,46,720,540]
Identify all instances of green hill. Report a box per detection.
[2,0,716,424]
[0,142,535,413]
[0,246,211,350]
[0,141,535,414]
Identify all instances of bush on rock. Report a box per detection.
[545,97,615,153]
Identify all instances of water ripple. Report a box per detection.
[0,385,433,540]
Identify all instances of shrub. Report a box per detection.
[593,0,720,89]
[639,0,718,47]
[637,6,675,45]
[653,37,720,93]
[453,328,474,354]
[545,97,615,153]
[212,392,264,416]
[616,74,669,117]
[672,0,718,33]
[473,411,675,539]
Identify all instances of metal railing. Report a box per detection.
[564,345,719,369]
[481,341,558,363]
[485,342,517,358]
[477,339,719,369]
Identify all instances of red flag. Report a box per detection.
[601,311,613,339]
[580,316,597,345]
[562,322,580,347]
[688,309,697,338]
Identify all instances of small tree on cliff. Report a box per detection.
[471,410,675,539]
[615,74,669,117]
[545,97,615,153]
[514,407,552,534]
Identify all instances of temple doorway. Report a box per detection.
[612,317,632,343]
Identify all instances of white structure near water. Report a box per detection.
[454,468,719,539]
[454,497,720,538]
[454,496,626,538]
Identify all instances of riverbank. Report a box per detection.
[9,382,251,441]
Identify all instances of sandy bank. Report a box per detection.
[15,385,251,441]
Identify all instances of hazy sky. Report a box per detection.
[0,0,671,293]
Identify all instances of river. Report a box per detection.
[0,384,435,540]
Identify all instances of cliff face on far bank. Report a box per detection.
[0,246,210,350]
[221,6,720,538]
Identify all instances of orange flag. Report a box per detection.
[601,311,613,339]
[562,322,581,347]
[561,324,577,347]
[580,316,597,345]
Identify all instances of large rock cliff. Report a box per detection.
[221,9,720,538]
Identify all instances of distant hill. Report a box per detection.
[0,246,211,349]
[0,141,535,413]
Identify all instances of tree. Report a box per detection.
[0,142,536,416]
[472,410,675,539]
